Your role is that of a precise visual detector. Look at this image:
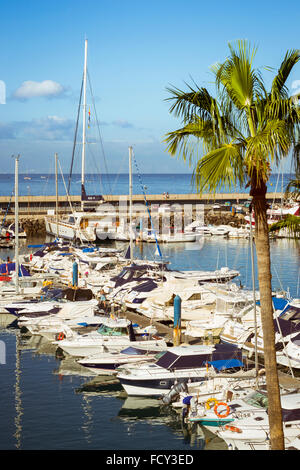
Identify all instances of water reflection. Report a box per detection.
[14,331,22,449]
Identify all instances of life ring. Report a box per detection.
[214,402,230,418]
[224,424,242,433]
[205,397,218,410]
[57,332,65,341]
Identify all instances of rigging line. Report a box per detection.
[58,158,76,216]
[110,152,130,195]
[68,76,84,194]
[132,150,163,260]
[273,265,284,293]
[84,141,106,194]
[87,70,112,194]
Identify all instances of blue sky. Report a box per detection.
[0,0,299,175]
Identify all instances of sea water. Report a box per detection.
[0,172,293,197]
[0,234,299,450]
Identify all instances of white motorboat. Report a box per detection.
[116,343,244,397]
[169,369,263,409]
[77,345,166,375]
[17,299,99,334]
[184,221,212,236]
[203,390,300,450]
[135,281,216,322]
[242,301,300,361]
[52,317,167,357]
[209,226,231,236]
[276,333,300,369]
[227,227,249,239]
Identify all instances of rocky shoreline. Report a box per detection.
[4,209,247,237]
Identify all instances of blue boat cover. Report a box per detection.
[272,298,289,311]
[256,297,289,312]
[182,396,193,405]
[0,262,30,277]
[206,359,244,370]
[121,347,149,355]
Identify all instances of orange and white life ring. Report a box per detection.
[214,402,230,418]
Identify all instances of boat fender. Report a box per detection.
[224,425,242,433]
[57,332,65,341]
[182,395,193,405]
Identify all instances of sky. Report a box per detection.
[0,0,299,176]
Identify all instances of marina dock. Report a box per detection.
[0,192,284,214]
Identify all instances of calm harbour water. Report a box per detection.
[0,172,293,197]
[0,234,299,451]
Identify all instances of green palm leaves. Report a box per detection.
[164,40,300,192]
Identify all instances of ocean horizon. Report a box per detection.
[0,172,294,198]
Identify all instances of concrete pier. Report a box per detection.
[0,192,284,214]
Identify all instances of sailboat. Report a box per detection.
[44,40,116,243]
[0,156,43,327]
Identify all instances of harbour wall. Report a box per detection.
[0,192,283,236]
[0,191,283,213]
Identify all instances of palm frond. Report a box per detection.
[269,214,300,237]
[165,84,216,123]
[213,40,267,111]
[246,119,291,169]
[193,142,245,194]
[285,177,300,201]
[270,49,300,100]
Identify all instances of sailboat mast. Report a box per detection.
[129,146,133,264]
[249,207,258,384]
[15,155,20,295]
[55,152,59,236]
[81,38,88,208]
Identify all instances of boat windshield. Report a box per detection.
[97,325,127,336]
[243,391,268,409]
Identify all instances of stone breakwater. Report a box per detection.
[5,215,47,236]
[21,217,47,236]
[205,210,246,227]
[5,209,246,237]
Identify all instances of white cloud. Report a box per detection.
[0,115,75,141]
[112,120,134,128]
[13,80,65,100]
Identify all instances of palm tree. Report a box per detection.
[164,41,300,450]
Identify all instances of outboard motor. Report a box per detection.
[160,382,188,405]
[128,322,136,342]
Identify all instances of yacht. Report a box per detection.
[116,343,244,397]
[77,345,166,375]
[52,317,167,357]
[203,390,300,450]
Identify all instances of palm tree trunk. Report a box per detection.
[251,181,285,450]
